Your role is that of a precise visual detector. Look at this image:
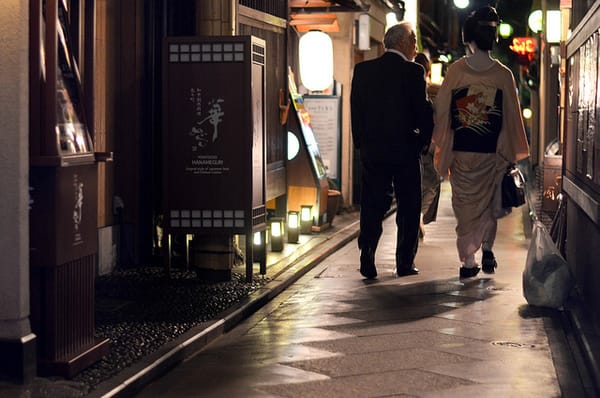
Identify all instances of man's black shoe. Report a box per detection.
[360,248,377,279]
[396,265,419,277]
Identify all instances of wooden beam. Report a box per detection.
[290,12,340,32]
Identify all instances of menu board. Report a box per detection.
[303,95,341,181]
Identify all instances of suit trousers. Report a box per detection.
[358,158,422,267]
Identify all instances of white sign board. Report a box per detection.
[303,96,341,181]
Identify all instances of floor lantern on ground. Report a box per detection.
[252,231,265,263]
[270,218,284,252]
[300,205,313,234]
[287,211,299,243]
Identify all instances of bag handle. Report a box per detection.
[507,163,536,222]
[516,163,537,223]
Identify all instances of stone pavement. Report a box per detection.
[129,184,592,397]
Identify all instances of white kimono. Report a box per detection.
[432,57,530,263]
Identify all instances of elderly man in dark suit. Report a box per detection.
[351,21,433,279]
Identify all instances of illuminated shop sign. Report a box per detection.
[509,37,537,63]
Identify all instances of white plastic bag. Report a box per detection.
[523,220,574,309]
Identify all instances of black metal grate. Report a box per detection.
[535,166,554,231]
[252,205,266,226]
[239,0,287,19]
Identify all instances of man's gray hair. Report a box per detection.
[383,21,413,50]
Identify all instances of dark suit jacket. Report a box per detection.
[351,52,433,164]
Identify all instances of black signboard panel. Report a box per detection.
[163,36,267,280]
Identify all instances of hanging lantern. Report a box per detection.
[546,10,561,44]
[528,9,561,44]
[453,0,469,9]
[528,10,543,33]
[385,12,398,32]
[299,31,333,92]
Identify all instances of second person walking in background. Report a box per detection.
[414,52,442,240]
[432,6,530,278]
[351,22,433,279]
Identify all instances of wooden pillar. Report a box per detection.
[0,0,37,384]
[195,0,236,36]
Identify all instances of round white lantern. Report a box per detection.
[287,131,300,160]
[498,22,513,39]
[299,31,333,92]
[453,0,469,9]
[528,10,543,33]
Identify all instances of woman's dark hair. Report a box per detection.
[414,52,430,76]
[414,53,430,70]
[462,6,500,51]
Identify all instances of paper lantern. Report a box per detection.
[528,9,561,44]
[299,31,333,92]
[453,0,469,9]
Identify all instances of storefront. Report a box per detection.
[0,0,415,382]
[563,1,600,328]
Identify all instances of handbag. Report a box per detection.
[501,164,526,208]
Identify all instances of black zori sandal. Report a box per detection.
[459,266,480,278]
[482,250,497,274]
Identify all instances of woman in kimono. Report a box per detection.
[432,6,529,278]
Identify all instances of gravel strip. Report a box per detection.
[71,267,269,394]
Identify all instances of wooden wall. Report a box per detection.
[95,0,147,263]
[239,6,288,202]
